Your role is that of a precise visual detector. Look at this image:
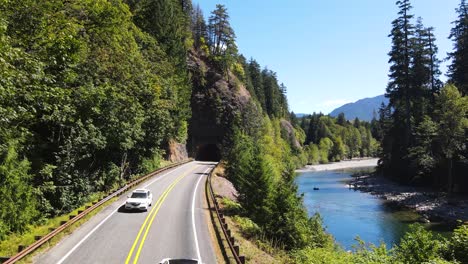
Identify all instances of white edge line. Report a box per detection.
[192,166,211,263]
[56,203,123,264]
[55,162,193,264]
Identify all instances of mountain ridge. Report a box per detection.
[329,94,388,121]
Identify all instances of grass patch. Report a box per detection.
[216,197,289,263]
[0,192,117,260]
[220,197,242,215]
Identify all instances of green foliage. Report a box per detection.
[300,113,377,163]
[232,215,261,238]
[352,239,394,264]
[394,224,445,264]
[380,1,467,192]
[0,0,194,232]
[407,115,438,180]
[448,224,468,263]
[138,151,163,174]
[292,247,352,264]
[0,136,37,238]
[448,0,468,95]
[306,144,320,164]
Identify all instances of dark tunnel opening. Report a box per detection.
[196,144,221,161]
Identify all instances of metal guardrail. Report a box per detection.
[206,164,245,264]
[3,160,192,264]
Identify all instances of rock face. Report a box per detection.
[280,119,301,150]
[166,139,188,162]
[187,50,261,161]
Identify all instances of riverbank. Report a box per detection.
[351,174,468,224]
[296,158,379,172]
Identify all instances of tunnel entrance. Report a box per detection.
[196,144,221,161]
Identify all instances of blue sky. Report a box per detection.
[195,0,460,114]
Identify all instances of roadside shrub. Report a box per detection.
[352,238,393,264]
[232,216,260,238]
[291,247,352,264]
[394,224,445,264]
[221,198,242,215]
[138,151,163,174]
[448,224,468,263]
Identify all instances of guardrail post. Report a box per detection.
[226,229,231,237]
[230,237,235,245]
[0,256,10,263]
[17,245,25,253]
[239,256,245,264]
[234,245,239,255]
[34,236,42,241]
[60,221,67,225]
[69,215,75,220]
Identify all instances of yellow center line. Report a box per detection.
[125,165,198,264]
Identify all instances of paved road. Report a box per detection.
[35,161,218,264]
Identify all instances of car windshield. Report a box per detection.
[130,192,147,198]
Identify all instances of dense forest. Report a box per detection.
[293,112,379,164]
[0,0,298,245]
[0,0,467,263]
[378,0,468,193]
[0,0,196,238]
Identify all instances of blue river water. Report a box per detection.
[296,167,419,250]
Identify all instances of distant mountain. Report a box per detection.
[329,95,389,121]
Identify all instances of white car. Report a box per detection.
[125,189,153,211]
[159,259,199,264]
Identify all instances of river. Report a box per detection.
[296,167,422,249]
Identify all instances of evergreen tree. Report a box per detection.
[337,113,346,126]
[191,4,208,49]
[0,136,37,238]
[248,59,266,110]
[434,85,468,193]
[208,4,235,56]
[406,115,438,183]
[448,0,468,95]
[387,0,414,146]
[411,18,441,119]
[134,0,191,66]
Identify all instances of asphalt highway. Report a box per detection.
[35,161,218,264]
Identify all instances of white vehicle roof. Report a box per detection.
[133,189,150,193]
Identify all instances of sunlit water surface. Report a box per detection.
[296,167,421,249]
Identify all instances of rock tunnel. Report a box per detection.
[195,144,221,161]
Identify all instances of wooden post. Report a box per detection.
[239,256,245,264]
[17,245,25,252]
[234,245,239,255]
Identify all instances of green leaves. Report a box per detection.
[0,136,37,239]
[395,224,446,264]
[0,0,194,232]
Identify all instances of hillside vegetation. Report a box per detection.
[0,0,467,263]
[379,0,468,193]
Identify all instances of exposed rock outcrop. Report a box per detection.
[187,50,262,159]
[166,139,188,162]
[280,119,301,149]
